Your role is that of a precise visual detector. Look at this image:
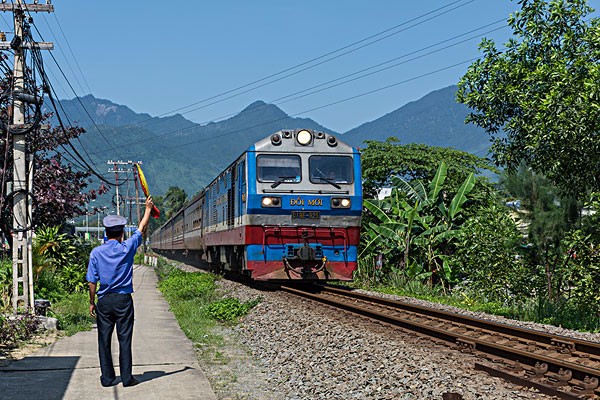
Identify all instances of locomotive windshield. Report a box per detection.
[309,155,353,184]
[257,154,301,183]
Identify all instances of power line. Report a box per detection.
[29,19,125,161]
[128,0,476,128]
[22,18,119,186]
[49,12,93,94]
[30,47,118,186]
[188,21,508,128]
[97,55,483,161]
[27,0,483,168]
[40,13,86,95]
[85,19,506,156]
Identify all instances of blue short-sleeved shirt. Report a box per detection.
[86,229,143,298]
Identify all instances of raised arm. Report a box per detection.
[138,196,154,233]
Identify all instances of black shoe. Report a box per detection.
[101,377,117,387]
[123,378,139,387]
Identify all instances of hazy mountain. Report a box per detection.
[55,85,491,202]
[55,97,337,197]
[342,85,491,157]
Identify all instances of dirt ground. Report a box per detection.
[0,330,62,366]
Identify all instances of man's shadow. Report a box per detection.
[111,365,195,385]
[137,365,195,383]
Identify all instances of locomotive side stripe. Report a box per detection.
[204,214,362,232]
[201,225,361,247]
[246,244,358,262]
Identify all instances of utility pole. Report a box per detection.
[108,160,132,216]
[107,160,142,228]
[133,165,141,226]
[1,0,54,312]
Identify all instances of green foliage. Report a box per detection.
[353,256,386,288]
[508,296,600,332]
[34,226,77,277]
[134,250,144,265]
[560,230,600,313]
[155,259,260,363]
[501,166,580,301]
[457,0,600,199]
[50,292,94,336]
[163,186,188,219]
[454,204,530,302]
[363,162,476,290]
[35,270,67,303]
[0,257,11,313]
[206,297,261,323]
[158,269,217,301]
[360,138,496,199]
[33,226,92,296]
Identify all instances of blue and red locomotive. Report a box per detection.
[150,128,362,281]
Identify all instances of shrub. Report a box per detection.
[50,292,94,336]
[35,270,66,303]
[158,270,217,301]
[0,257,11,313]
[206,297,261,323]
[0,312,39,345]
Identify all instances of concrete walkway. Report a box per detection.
[0,265,217,400]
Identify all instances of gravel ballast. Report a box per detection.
[206,277,576,400]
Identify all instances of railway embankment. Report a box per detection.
[160,257,575,399]
[215,277,559,400]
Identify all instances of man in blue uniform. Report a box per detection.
[86,197,154,387]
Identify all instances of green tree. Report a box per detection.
[163,186,188,219]
[361,138,495,199]
[501,166,579,300]
[457,0,600,199]
[363,162,475,290]
[454,204,528,302]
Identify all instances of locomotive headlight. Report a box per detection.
[262,196,281,207]
[296,129,312,145]
[331,197,351,208]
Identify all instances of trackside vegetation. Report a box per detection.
[354,0,600,333]
[155,258,260,362]
[0,226,96,348]
[357,145,600,332]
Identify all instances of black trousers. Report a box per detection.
[96,292,135,386]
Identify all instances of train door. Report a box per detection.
[237,160,246,222]
[227,167,235,229]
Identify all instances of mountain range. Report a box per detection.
[50,85,492,199]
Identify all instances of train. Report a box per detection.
[150,128,362,281]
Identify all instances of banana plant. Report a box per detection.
[363,161,476,288]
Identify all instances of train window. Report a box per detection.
[257,155,301,183]
[309,155,353,184]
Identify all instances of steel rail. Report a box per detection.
[321,285,600,357]
[278,284,600,399]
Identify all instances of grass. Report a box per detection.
[155,258,260,364]
[352,268,600,332]
[50,292,95,336]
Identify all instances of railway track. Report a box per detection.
[278,284,600,399]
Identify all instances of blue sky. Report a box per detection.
[9,0,600,133]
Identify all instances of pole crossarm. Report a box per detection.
[0,4,54,13]
[0,41,54,50]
